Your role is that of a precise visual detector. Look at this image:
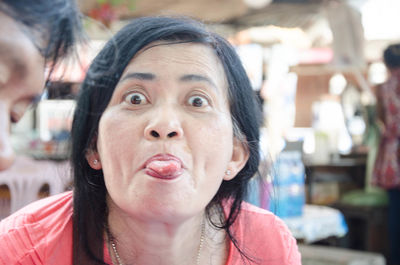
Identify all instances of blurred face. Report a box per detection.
[88,42,248,223]
[0,13,45,170]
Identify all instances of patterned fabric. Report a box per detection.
[373,70,400,189]
[0,191,301,265]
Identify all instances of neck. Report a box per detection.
[106,203,228,265]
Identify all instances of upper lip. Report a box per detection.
[143,153,185,168]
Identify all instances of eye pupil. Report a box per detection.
[131,95,142,104]
[192,97,203,107]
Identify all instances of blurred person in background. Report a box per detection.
[0,0,83,171]
[373,43,400,265]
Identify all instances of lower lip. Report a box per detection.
[144,168,183,180]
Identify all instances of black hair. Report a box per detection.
[71,16,262,264]
[383,43,400,69]
[0,0,83,79]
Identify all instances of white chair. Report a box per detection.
[0,156,71,216]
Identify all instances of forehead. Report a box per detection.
[124,42,228,87]
[0,12,45,95]
[0,12,29,47]
[0,13,43,59]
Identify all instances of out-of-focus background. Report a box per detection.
[1,0,399,264]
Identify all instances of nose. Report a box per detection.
[144,108,184,140]
[0,107,15,171]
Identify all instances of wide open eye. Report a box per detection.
[187,95,209,108]
[124,91,148,105]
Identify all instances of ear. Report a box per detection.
[86,150,102,170]
[224,137,249,181]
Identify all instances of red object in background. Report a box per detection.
[88,2,116,28]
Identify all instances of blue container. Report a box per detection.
[270,151,305,218]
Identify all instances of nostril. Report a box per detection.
[167,132,177,138]
[150,130,160,138]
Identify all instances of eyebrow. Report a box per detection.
[120,72,217,89]
[120,72,156,82]
[180,74,217,89]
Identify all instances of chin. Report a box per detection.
[130,199,202,223]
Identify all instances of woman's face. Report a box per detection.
[90,42,248,223]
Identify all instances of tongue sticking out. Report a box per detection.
[146,160,182,178]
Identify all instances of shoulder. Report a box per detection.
[0,191,74,264]
[237,202,298,247]
[226,201,301,265]
[0,191,73,232]
[238,201,279,221]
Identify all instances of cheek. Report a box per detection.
[98,110,140,149]
[30,71,45,94]
[0,63,11,85]
[97,111,141,175]
[193,116,233,168]
[24,62,45,96]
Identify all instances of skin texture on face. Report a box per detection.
[0,13,45,171]
[89,43,248,225]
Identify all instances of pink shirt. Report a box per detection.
[0,192,301,264]
[373,70,400,189]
